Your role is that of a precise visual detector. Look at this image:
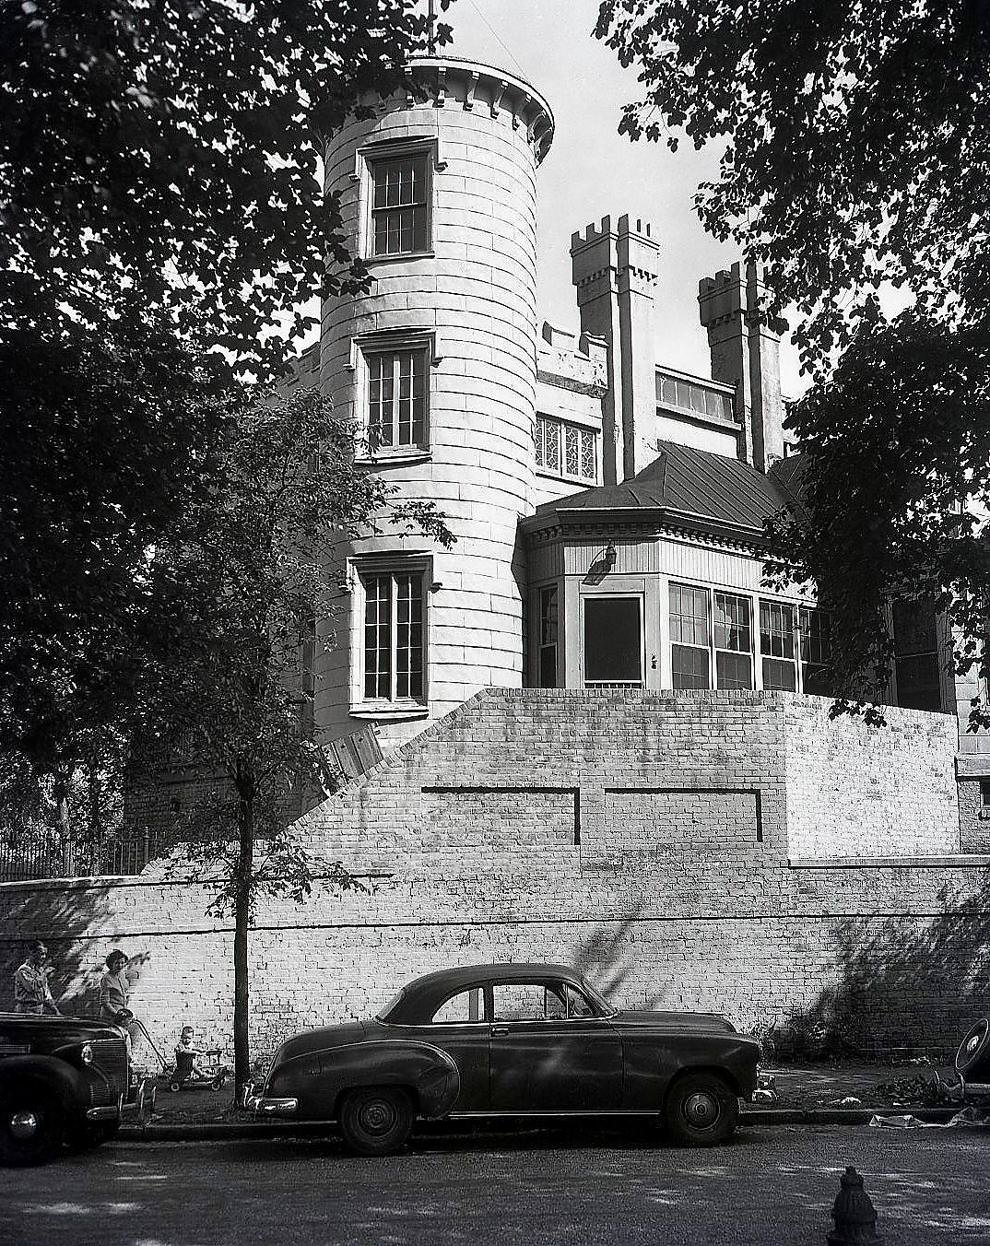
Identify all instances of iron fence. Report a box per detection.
[0,829,171,883]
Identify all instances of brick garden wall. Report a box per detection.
[2,689,988,1067]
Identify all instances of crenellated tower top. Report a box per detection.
[347,56,555,164]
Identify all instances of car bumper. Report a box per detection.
[239,1081,298,1116]
[87,1076,156,1125]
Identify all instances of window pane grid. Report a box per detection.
[371,155,428,256]
[363,575,391,699]
[363,571,424,702]
[539,585,558,688]
[536,415,597,482]
[367,349,425,451]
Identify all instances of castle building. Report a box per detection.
[314,54,970,788]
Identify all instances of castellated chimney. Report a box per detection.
[571,214,660,484]
[698,262,786,473]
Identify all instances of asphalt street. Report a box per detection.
[1,1122,987,1246]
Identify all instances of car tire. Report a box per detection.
[338,1086,414,1156]
[662,1072,738,1147]
[0,1086,65,1167]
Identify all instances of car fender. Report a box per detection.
[269,1039,461,1121]
[0,1054,88,1119]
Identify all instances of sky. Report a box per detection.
[440,0,806,396]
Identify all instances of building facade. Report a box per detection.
[313,54,972,804]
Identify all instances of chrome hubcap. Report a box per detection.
[359,1100,396,1135]
[9,1111,39,1140]
[683,1092,719,1128]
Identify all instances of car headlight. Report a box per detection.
[80,1043,94,1065]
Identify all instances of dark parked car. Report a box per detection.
[0,1012,154,1165]
[243,962,760,1154]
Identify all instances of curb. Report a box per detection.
[117,1106,960,1143]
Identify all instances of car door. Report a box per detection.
[488,979,622,1112]
[410,985,491,1112]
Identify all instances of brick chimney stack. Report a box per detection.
[571,214,660,483]
[698,262,786,472]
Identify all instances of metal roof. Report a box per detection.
[525,441,801,540]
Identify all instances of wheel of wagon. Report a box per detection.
[0,1085,64,1167]
[662,1072,738,1147]
[338,1086,413,1156]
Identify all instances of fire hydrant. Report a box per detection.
[827,1166,883,1245]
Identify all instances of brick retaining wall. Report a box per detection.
[1,690,986,1065]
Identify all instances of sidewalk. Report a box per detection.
[123,1060,962,1140]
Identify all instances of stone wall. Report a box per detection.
[2,689,987,1068]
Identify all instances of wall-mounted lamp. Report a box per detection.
[583,541,618,586]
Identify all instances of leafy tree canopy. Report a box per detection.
[1,0,451,370]
[595,0,990,365]
[596,1,990,720]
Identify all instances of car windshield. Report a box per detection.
[375,987,406,1022]
[579,977,615,1017]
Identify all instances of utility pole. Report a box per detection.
[427,0,436,55]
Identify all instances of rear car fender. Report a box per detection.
[0,1055,87,1118]
[270,1040,460,1121]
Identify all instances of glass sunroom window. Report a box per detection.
[760,600,797,691]
[670,583,710,689]
[714,592,753,689]
[584,597,642,687]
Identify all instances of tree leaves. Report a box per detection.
[0,0,451,376]
[598,1,990,722]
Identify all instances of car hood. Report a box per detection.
[0,1012,125,1047]
[273,1021,369,1065]
[608,1010,736,1033]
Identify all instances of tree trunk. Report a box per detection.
[54,774,73,877]
[232,760,255,1096]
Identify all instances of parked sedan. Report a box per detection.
[243,963,760,1155]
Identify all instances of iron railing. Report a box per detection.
[0,829,172,883]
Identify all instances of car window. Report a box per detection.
[563,984,595,1018]
[492,983,570,1022]
[431,987,485,1024]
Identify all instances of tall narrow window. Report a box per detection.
[367,348,427,452]
[714,592,753,689]
[760,600,797,690]
[799,607,831,696]
[371,153,429,256]
[538,586,558,688]
[362,570,425,703]
[670,583,710,689]
[583,597,642,687]
[892,598,941,711]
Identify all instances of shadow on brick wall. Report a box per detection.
[571,908,663,1011]
[775,879,990,1061]
[0,882,142,1020]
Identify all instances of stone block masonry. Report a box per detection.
[1,689,986,1067]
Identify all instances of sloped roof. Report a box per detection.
[525,441,801,541]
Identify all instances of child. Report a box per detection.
[173,1025,206,1085]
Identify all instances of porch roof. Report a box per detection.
[524,441,803,542]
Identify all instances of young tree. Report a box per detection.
[1,0,453,819]
[145,384,451,1090]
[595,1,990,717]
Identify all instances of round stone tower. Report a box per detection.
[318,57,554,751]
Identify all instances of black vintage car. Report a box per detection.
[244,962,761,1154]
[0,1012,154,1165]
